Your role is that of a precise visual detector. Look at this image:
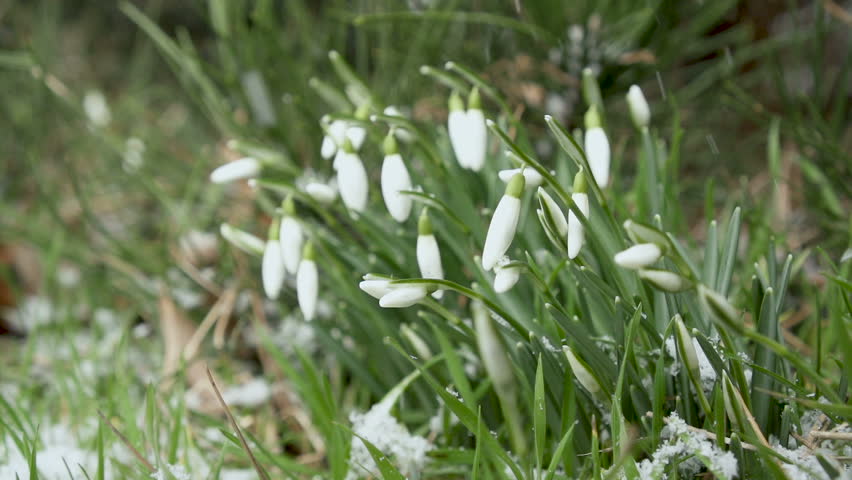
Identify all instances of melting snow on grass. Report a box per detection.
[346,398,433,480]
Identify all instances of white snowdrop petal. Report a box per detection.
[297,259,318,320]
[614,243,662,269]
[337,152,369,212]
[304,182,337,204]
[381,153,413,222]
[627,85,651,128]
[448,110,469,168]
[639,269,689,292]
[563,346,601,395]
[493,266,521,293]
[379,286,428,308]
[346,125,367,150]
[279,217,304,275]
[482,196,521,271]
[567,192,589,259]
[417,234,443,299]
[320,135,337,159]
[538,188,568,237]
[359,279,393,299]
[83,90,111,127]
[321,120,347,159]
[463,109,487,171]
[584,127,610,188]
[210,157,261,184]
[498,168,543,188]
[262,240,285,300]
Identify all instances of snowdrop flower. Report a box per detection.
[673,315,700,379]
[583,107,610,188]
[220,223,265,256]
[359,274,394,299]
[379,285,428,308]
[416,210,443,299]
[380,133,413,222]
[567,172,589,259]
[537,187,568,238]
[627,85,650,129]
[498,167,543,188]
[83,89,111,127]
[336,140,369,212]
[321,119,347,159]
[278,196,303,275]
[614,243,662,269]
[448,88,487,171]
[563,345,603,396]
[297,242,318,320]
[482,172,525,271]
[210,157,261,184]
[262,218,285,300]
[241,70,277,127]
[493,257,521,293]
[638,269,690,292]
[304,181,337,204]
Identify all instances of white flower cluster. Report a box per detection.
[346,399,433,480]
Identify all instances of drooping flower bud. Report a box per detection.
[639,269,690,292]
[567,172,589,260]
[537,187,568,238]
[220,223,265,256]
[297,242,318,320]
[498,168,543,189]
[482,173,525,271]
[83,90,111,127]
[380,133,413,222]
[614,243,662,269]
[563,345,603,397]
[623,220,670,248]
[627,85,650,129]
[493,257,521,293]
[447,88,487,171]
[210,157,261,184]
[379,285,428,308]
[278,196,303,275]
[359,273,394,299]
[416,210,444,299]
[583,107,610,188]
[336,140,369,212]
[673,314,700,379]
[304,182,337,204]
[262,218,285,300]
[699,285,740,327]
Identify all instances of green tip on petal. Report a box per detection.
[418,208,433,236]
[354,103,371,120]
[283,194,296,216]
[302,241,316,260]
[269,217,281,240]
[584,106,602,129]
[573,171,587,193]
[505,172,525,198]
[342,137,355,153]
[449,91,464,112]
[468,87,482,110]
[383,131,399,156]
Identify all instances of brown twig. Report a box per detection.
[206,366,271,480]
[96,410,155,473]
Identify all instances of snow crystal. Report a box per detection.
[221,378,272,408]
[346,399,433,480]
[221,469,258,480]
[3,295,53,332]
[273,314,318,355]
[630,413,737,480]
[771,442,832,480]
